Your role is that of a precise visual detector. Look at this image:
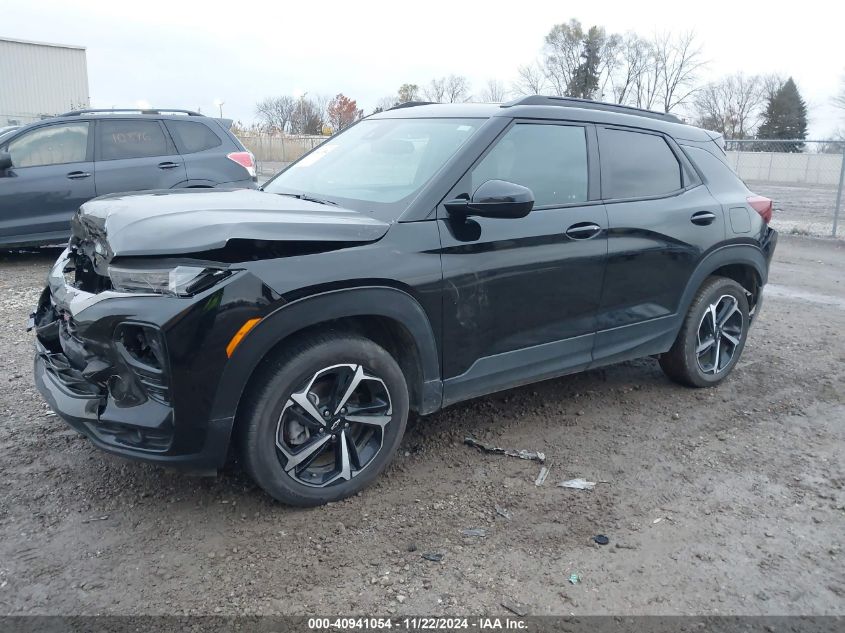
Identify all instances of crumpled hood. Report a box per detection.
[72,188,390,257]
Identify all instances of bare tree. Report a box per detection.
[653,31,707,113]
[694,73,767,138]
[423,75,471,103]
[480,79,508,102]
[832,73,845,110]
[608,33,654,106]
[595,32,622,101]
[512,62,548,95]
[372,96,397,114]
[255,96,297,133]
[761,73,785,102]
[422,77,446,102]
[444,75,471,102]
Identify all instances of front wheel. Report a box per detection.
[238,332,409,506]
[660,276,750,388]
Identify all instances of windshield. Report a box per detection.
[263,118,483,218]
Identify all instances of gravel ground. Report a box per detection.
[0,235,843,616]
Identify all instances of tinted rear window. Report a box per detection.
[166,120,222,154]
[599,128,681,199]
[100,120,168,160]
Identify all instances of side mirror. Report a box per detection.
[445,179,534,219]
[0,152,11,171]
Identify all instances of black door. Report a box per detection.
[94,119,187,195]
[592,126,725,365]
[438,121,608,404]
[0,121,95,244]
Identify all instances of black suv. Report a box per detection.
[31,97,777,506]
[1,109,257,247]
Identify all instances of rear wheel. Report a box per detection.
[239,332,409,506]
[660,276,749,387]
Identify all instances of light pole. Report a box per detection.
[293,89,307,135]
[213,98,225,118]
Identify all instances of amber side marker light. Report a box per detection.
[226,318,262,358]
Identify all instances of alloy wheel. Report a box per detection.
[275,363,393,487]
[695,294,744,375]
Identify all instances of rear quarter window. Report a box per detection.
[165,120,222,154]
[599,128,682,199]
[683,145,748,195]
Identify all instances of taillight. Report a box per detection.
[747,195,773,224]
[227,151,256,180]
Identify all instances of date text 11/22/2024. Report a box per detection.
[307,617,528,630]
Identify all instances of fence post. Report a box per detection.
[833,145,845,238]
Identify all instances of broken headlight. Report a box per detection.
[108,265,231,297]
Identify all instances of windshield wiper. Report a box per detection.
[272,192,338,206]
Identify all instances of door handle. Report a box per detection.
[691,211,717,226]
[565,222,602,240]
[66,171,91,180]
[158,161,180,170]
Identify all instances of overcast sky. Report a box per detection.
[3,0,844,136]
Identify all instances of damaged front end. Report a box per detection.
[32,248,177,453]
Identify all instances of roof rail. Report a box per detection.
[387,101,437,111]
[58,108,203,117]
[501,95,683,124]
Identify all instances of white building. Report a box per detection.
[0,37,90,127]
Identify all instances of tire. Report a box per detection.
[238,331,409,506]
[659,276,750,388]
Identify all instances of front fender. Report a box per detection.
[208,286,442,426]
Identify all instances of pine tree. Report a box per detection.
[757,77,808,152]
[566,27,604,99]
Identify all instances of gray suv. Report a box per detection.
[0,109,257,247]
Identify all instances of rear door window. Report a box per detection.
[598,128,682,199]
[165,120,222,154]
[471,123,588,207]
[99,120,169,160]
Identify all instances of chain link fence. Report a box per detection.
[236,134,328,180]
[724,139,845,238]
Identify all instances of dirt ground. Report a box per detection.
[0,235,843,617]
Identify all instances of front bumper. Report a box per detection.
[34,345,232,471]
[31,249,272,471]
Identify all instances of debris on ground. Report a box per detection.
[494,505,512,520]
[534,466,550,486]
[558,478,596,490]
[464,437,545,463]
[593,535,609,545]
[460,528,487,537]
[80,515,109,524]
[569,573,580,584]
[501,600,527,616]
[421,552,443,562]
